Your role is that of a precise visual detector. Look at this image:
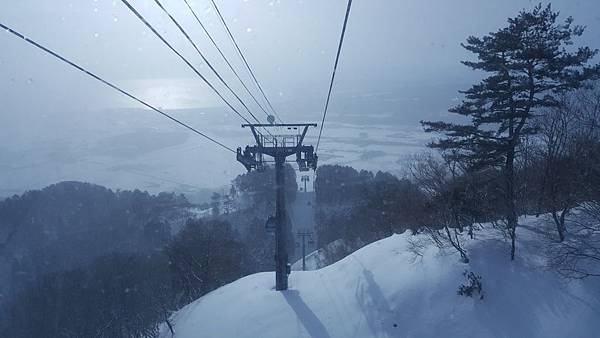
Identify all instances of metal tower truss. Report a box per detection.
[237,123,318,173]
[236,123,318,291]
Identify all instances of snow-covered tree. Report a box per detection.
[422,4,600,259]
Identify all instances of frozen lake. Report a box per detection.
[0,80,460,197]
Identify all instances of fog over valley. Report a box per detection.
[2,0,599,195]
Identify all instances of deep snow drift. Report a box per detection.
[160,216,600,338]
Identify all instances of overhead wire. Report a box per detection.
[119,0,254,126]
[181,0,273,121]
[0,22,236,154]
[209,0,283,123]
[315,0,353,152]
[151,0,265,126]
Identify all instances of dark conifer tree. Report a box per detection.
[422,4,599,259]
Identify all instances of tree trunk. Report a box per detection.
[551,208,569,242]
[505,144,518,261]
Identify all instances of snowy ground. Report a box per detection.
[160,216,600,338]
[291,238,354,271]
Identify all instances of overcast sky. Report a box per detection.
[1,0,600,195]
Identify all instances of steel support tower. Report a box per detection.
[237,123,318,290]
[297,229,314,271]
[301,175,310,192]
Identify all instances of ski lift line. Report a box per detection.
[209,0,283,124]
[315,0,353,153]
[119,0,254,127]
[152,0,267,130]
[181,0,273,121]
[0,22,236,154]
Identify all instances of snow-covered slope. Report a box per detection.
[291,238,358,271]
[161,216,600,338]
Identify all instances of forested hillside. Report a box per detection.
[0,170,297,337]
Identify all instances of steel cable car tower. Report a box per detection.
[237,119,318,290]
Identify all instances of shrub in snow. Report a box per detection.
[457,270,484,300]
[547,202,600,279]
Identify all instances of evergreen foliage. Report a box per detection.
[422,4,600,259]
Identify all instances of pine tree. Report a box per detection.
[422,4,599,260]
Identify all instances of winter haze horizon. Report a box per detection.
[2,0,600,196]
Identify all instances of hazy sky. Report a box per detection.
[1,0,600,195]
